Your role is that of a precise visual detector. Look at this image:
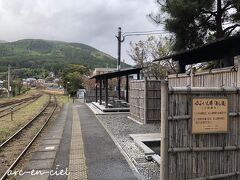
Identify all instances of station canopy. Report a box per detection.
[90,67,142,80]
[153,35,240,65]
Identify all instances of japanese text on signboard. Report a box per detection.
[192,98,228,134]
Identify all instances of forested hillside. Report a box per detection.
[0,39,127,79]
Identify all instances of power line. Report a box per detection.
[122,30,170,37]
[122,30,167,35]
[123,32,170,37]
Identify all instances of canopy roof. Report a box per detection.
[153,35,240,65]
[90,67,142,80]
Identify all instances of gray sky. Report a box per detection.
[0,0,164,65]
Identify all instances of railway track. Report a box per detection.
[0,94,41,109]
[0,94,42,118]
[0,95,57,180]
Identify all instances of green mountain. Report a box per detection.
[0,39,128,78]
[0,40,8,43]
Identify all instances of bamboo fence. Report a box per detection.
[161,84,240,180]
[129,79,161,124]
[168,65,240,87]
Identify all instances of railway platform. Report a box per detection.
[16,100,138,180]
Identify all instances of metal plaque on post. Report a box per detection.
[192,98,228,134]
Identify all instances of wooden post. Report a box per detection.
[179,61,186,73]
[237,60,240,87]
[99,80,102,105]
[118,77,121,100]
[137,72,140,80]
[105,78,108,108]
[126,75,129,103]
[144,77,148,124]
[190,66,195,87]
[10,106,14,121]
[165,70,169,81]
[95,80,98,103]
[160,80,169,180]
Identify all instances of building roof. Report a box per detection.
[93,68,116,71]
[93,68,117,76]
[90,67,142,80]
[153,35,240,65]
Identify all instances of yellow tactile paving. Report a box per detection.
[68,107,88,180]
[68,170,88,180]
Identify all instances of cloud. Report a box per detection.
[0,0,163,65]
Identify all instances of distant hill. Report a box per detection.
[0,39,129,78]
[0,40,8,43]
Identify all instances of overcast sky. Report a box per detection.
[0,0,164,65]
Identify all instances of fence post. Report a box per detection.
[238,60,240,87]
[144,77,148,124]
[160,80,169,180]
[190,66,195,87]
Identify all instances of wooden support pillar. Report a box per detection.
[179,61,186,73]
[137,72,140,80]
[105,78,108,108]
[176,61,186,73]
[238,60,240,87]
[126,75,129,103]
[160,81,169,180]
[99,80,102,105]
[190,66,195,87]
[95,80,98,103]
[165,70,169,81]
[221,54,234,67]
[118,77,121,100]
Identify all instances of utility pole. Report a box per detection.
[117,27,122,71]
[7,64,11,97]
[116,27,124,99]
[115,28,163,100]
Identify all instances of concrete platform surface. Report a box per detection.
[77,101,139,180]
[14,100,139,180]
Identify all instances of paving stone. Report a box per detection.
[37,145,58,152]
[31,151,57,160]
[41,139,61,145]
[42,135,62,139]
[17,173,49,180]
[26,159,54,170]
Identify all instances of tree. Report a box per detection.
[64,72,84,95]
[128,36,176,79]
[14,78,23,95]
[61,64,88,96]
[82,76,95,91]
[150,0,240,51]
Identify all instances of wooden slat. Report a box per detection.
[167,88,240,180]
[129,79,161,124]
[169,66,238,88]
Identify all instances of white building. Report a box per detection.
[92,68,116,76]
